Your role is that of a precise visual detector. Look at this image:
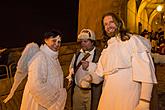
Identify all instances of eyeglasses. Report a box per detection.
[81,30,91,37]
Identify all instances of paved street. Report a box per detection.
[155,64,165,110]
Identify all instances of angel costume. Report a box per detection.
[4,43,67,110]
[92,34,157,110]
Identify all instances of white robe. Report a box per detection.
[95,35,157,110]
[20,44,67,110]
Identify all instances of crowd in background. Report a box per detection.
[140,28,165,55]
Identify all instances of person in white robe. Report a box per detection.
[81,12,157,110]
[4,30,67,110]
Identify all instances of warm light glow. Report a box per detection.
[155,21,158,24]
[157,5,163,12]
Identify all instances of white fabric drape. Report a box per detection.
[94,35,157,110]
[20,44,67,110]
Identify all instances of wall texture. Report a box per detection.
[78,0,127,40]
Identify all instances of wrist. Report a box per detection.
[88,74,92,82]
[136,100,150,110]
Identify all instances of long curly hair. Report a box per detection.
[101,12,130,47]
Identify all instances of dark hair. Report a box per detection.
[101,12,130,47]
[42,29,63,44]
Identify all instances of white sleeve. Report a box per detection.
[66,54,76,81]
[132,51,157,84]
[94,54,105,77]
[130,35,157,83]
[140,83,153,101]
[89,56,104,84]
[88,62,97,73]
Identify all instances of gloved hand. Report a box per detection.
[82,74,92,82]
[135,100,150,110]
[66,75,73,82]
[66,68,74,81]
[65,72,73,91]
[80,80,90,88]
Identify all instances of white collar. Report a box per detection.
[107,34,121,44]
[80,46,96,54]
[40,44,59,59]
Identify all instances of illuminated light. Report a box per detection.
[163,15,165,19]
[157,5,163,12]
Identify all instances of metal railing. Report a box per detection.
[0,64,23,110]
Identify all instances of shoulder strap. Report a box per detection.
[74,48,101,71]
[92,48,101,63]
[74,53,90,73]
[73,51,81,72]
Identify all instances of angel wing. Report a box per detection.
[3,42,40,103]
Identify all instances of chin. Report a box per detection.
[52,48,58,52]
[82,48,87,51]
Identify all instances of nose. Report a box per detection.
[81,41,86,46]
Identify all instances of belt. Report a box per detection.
[76,85,91,90]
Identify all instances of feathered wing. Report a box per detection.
[3,42,40,103]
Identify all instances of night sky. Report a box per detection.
[0,1,79,48]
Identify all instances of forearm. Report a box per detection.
[135,83,153,110]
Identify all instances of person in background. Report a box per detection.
[82,12,157,110]
[4,30,67,110]
[66,28,102,110]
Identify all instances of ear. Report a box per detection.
[44,39,48,44]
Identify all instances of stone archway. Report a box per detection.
[127,0,164,33]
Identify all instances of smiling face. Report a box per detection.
[103,15,117,37]
[44,35,61,52]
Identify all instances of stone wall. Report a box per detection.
[78,0,128,40]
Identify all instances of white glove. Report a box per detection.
[80,80,90,88]
[82,74,92,82]
[66,68,74,81]
[66,75,73,82]
[135,100,150,110]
